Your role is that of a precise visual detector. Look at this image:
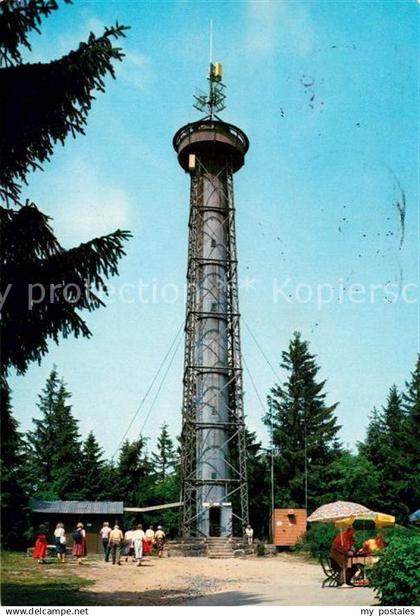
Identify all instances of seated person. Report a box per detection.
[332,527,356,554]
[363,533,386,555]
[331,528,357,584]
[350,533,385,586]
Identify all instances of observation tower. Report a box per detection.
[173,63,249,537]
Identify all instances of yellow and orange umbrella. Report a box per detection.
[334,512,395,529]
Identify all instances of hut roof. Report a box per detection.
[31,500,124,515]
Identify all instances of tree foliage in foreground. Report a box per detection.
[369,534,420,606]
[1,205,131,375]
[0,379,29,548]
[0,1,131,377]
[0,0,129,204]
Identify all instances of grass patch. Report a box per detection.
[1,551,95,606]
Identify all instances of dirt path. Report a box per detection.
[77,554,377,606]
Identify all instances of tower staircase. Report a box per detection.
[167,536,237,558]
[206,536,235,559]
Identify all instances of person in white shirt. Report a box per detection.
[99,522,111,562]
[54,522,66,562]
[145,525,155,552]
[132,524,145,566]
[124,527,135,563]
[245,524,254,545]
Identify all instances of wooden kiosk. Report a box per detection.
[272,508,307,546]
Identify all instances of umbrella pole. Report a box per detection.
[338,528,352,589]
[339,570,353,588]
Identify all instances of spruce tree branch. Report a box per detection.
[0,0,71,67]
[1,204,132,375]
[0,22,130,205]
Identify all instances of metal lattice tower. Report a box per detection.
[173,64,249,537]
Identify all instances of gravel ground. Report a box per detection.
[75,553,377,606]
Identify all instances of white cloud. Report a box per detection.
[118,50,156,91]
[28,13,155,91]
[246,0,315,57]
[44,158,133,246]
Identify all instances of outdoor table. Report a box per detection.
[330,548,379,585]
[348,554,379,567]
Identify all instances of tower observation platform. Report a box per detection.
[174,64,249,538]
[173,119,249,173]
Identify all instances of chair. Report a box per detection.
[319,555,342,587]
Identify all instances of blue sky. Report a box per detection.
[9,0,418,458]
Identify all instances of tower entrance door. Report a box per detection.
[209,507,221,536]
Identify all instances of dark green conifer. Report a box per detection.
[151,423,177,480]
[79,432,108,501]
[263,332,341,511]
[1,379,29,548]
[27,368,82,499]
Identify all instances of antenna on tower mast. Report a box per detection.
[193,20,226,118]
[209,18,213,63]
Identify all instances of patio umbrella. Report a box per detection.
[334,512,395,529]
[307,501,373,523]
[307,501,373,588]
[408,510,420,524]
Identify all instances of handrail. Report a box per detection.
[173,120,249,153]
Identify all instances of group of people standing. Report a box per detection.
[32,522,166,566]
[32,522,87,565]
[33,522,87,565]
[99,522,166,565]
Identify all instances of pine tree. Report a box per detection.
[381,385,412,520]
[245,429,271,538]
[78,432,108,501]
[27,368,82,499]
[151,423,177,480]
[359,407,388,470]
[1,378,29,548]
[263,332,341,512]
[116,437,153,506]
[26,367,60,494]
[0,1,131,376]
[144,434,181,535]
[327,451,381,511]
[401,355,420,514]
[359,385,412,521]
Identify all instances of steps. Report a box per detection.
[167,536,242,559]
[167,537,207,557]
[206,536,234,559]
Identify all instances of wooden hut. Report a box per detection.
[272,508,307,547]
[31,500,124,554]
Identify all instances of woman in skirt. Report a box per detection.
[33,525,48,564]
[72,523,87,565]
